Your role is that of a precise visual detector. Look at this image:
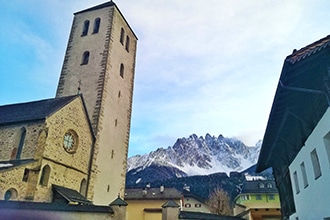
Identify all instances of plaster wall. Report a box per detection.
[289,107,330,219]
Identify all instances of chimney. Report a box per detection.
[160,185,165,193]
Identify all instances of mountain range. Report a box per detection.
[126,134,262,186]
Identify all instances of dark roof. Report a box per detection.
[257,34,330,172]
[162,200,180,208]
[182,189,206,203]
[179,211,243,220]
[109,196,127,206]
[0,95,78,126]
[0,200,113,214]
[240,180,278,194]
[124,187,182,200]
[0,159,36,171]
[52,185,92,205]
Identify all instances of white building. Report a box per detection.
[257,35,330,219]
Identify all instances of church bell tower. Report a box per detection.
[56,1,137,205]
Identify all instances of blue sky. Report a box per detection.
[1,1,330,157]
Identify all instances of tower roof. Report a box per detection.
[74,1,115,14]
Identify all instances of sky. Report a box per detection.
[1,1,330,157]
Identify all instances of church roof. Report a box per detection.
[0,95,79,126]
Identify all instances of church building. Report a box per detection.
[0,1,137,218]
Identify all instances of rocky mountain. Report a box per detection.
[127,134,261,186]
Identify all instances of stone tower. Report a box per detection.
[56,1,137,205]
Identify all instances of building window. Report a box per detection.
[81,51,90,65]
[266,183,273,188]
[120,63,124,78]
[268,194,275,200]
[293,171,300,194]
[185,203,191,208]
[242,195,250,200]
[256,195,262,200]
[258,183,265,188]
[80,178,87,196]
[4,188,18,201]
[125,35,130,52]
[310,149,322,179]
[39,165,51,186]
[11,127,26,160]
[323,132,330,167]
[93,17,101,34]
[82,20,90,36]
[300,162,308,188]
[195,203,201,208]
[22,168,30,182]
[120,28,125,45]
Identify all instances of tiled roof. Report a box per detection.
[52,184,92,205]
[0,95,78,126]
[286,35,330,64]
[179,211,243,220]
[240,180,278,194]
[124,187,182,200]
[161,200,179,208]
[109,196,127,206]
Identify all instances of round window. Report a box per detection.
[63,130,78,153]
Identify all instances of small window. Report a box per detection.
[125,35,130,52]
[22,168,30,182]
[300,162,308,188]
[120,63,124,78]
[258,183,265,188]
[39,165,51,186]
[81,51,90,65]
[195,203,201,208]
[323,132,330,167]
[93,17,101,34]
[266,183,273,188]
[82,20,90,36]
[310,149,322,179]
[4,188,18,201]
[80,178,87,196]
[185,203,191,208]
[268,194,275,200]
[242,195,250,200]
[120,28,125,45]
[256,195,262,200]
[293,171,300,194]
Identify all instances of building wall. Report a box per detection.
[182,197,210,213]
[0,122,45,161]
[235,193,280,209]
[34,97,93,202]
[289,107,330,219]
[126,200,180,220]
[56,4,137,205]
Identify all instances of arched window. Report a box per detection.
[120,28,125,45]
[4,188,18,201]
[125,35,130,52]
[82,20,90,36]
[93,17,101,34]
[81,51,90,65]
[80,178,87,196]
[258,183,265,188]
[39,165,51,186]
[16,127,26,159]
[120,63,124,78]
[11,127,26,160]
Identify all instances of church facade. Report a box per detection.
[0,0,137,215]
